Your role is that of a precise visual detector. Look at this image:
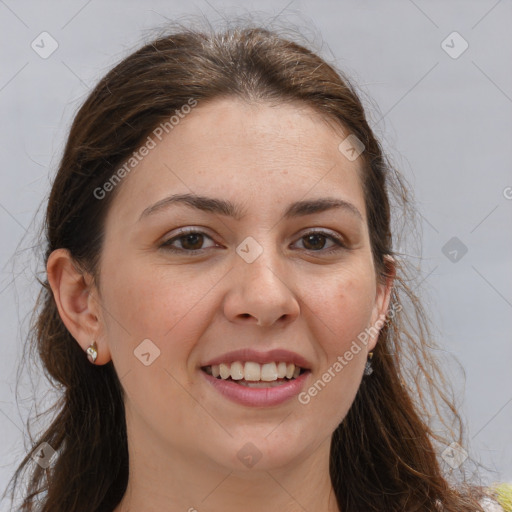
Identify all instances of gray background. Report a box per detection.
[1,0,511,508]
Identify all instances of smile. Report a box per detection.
[202,361,305,383]
[200,362,311,407]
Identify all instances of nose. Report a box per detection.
[222,245,300,328]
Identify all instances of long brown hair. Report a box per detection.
[4,22,491,511]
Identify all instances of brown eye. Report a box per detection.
[302,233,328,250]
[178,233,204,251]
[295,231,345,253]
[161,229,217,253]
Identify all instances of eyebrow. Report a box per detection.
[138,193,363,222]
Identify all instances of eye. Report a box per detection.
[160,228,346,255]
[160,228,218,253]
[293,230,346,254]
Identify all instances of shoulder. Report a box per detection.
[480,496,506,512]
[479,483,512,512]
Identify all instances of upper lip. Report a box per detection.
[201,348,312,370]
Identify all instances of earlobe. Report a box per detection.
[46,248,111,365]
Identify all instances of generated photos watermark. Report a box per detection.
[93,97,198,200]
[298,302,402,405]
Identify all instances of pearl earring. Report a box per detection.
[86,341,98,364]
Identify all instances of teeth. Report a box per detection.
[219,363,230,380]
[244,362,261,381]
[230,361,244,380]
[206,361,303,382]
[261,362,278,381]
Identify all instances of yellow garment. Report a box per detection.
[493,483,512,512]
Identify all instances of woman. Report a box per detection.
[4,23,508,512]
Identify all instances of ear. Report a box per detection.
[46,248,111,365]
[367,255,397,352]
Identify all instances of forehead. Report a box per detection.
[106,97,367,225]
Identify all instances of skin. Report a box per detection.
[47,97,395,512]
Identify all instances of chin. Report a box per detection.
[206,427,313,473]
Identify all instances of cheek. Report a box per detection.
[292,266,376,416]
[307,267,376,353]
[299,275,374,430]
[98,260,218,441]
[101,256,222,340]
[98,257,218,390]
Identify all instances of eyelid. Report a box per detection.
[294,229,347,253]
[296,227,346,244]
[160,227,218,251]
[160,227,347,254]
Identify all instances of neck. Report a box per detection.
[113,417,340,512]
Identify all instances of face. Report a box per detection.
[93,97,392,474]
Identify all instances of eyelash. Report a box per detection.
[160,227,347,255]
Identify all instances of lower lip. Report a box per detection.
[200,370,311,407]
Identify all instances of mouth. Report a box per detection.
[199,349,312,406]
[201,361,309,388]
